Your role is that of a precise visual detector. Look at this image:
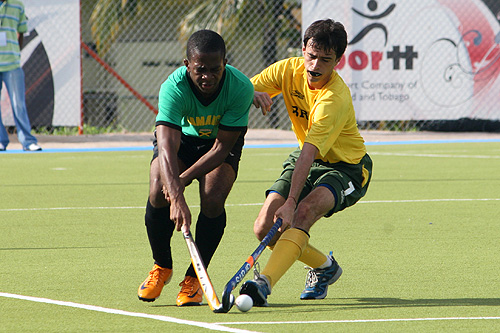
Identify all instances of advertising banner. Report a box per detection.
[302,0,500,121]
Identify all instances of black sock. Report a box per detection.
[145,200,175,269]
[185,210,226,277]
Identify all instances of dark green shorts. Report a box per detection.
[267,149,373,217]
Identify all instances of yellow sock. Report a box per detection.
[261,228,309,288]
[270,243,327,268]
[298,244,328,268]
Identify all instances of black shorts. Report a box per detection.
[152,130,246,176]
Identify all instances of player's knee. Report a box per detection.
[148,194,165,208]
[149,184,166,207]
[200,200,225,217]
[150,174,161,189]
[253,218,268,241]
[201,206,224,218]
[253,225,267,241]
[293,202,316,229]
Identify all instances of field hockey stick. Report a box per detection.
[183,230,224,313]
[220,218,283,313]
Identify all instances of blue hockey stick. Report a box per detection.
[220,218,283,313]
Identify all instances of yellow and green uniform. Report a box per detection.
[251,57,372,214]
[251,57,366,164]
[251,57,373,288]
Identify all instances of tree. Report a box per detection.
[90,0,141,56]
[179,0,300,64]
[89,0,300,60]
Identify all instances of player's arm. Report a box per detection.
[179,128,241,184]
[18,33,24,48]
[274,142,318,230]
[156,124,191,233]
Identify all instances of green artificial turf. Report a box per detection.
[1,142,499,332]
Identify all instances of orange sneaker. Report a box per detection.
[137,264,172,302]
[176,276,202,306]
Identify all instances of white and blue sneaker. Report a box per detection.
[239,268,271,307]
[24,143,42,151]
[300,252,342,300]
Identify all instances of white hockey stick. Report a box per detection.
[184,230,224,313]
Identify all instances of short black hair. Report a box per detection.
[303,19,347,60]
[186,30,226,60]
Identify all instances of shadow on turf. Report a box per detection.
[149,297,500,313]
[265,298,500,312]
[339,297,500,308]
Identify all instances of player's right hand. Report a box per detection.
[274,200,295,232]
[253,91,273,115]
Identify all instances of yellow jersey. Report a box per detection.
[251,57,366,164]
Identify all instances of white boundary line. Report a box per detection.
[0,292,259,333]
[369,152,500,159]
[1,198,499,212]
[358,198,500,204]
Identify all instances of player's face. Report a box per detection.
[184,51,227,98]
[302,40,341,89]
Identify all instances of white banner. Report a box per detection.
[302,0,500,121]
[1,0,81,127]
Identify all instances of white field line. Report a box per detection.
[2,292,497,329]
[370,152,500,159]
[216,317,500,325]
[359,198,500,204]
[0,292,500,326]
[1,198,499,213]
[0,292,259,333]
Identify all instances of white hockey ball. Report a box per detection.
[235,294,253,312]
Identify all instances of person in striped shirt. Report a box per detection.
[0,0,41,151]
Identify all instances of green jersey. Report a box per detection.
[156,65,253,139]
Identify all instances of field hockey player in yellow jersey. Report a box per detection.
[240,19,373,306]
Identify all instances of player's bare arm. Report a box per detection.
[274,142,319,231]
[179,128,241,183]
[156,125,191,233]
[253,91,273,115]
